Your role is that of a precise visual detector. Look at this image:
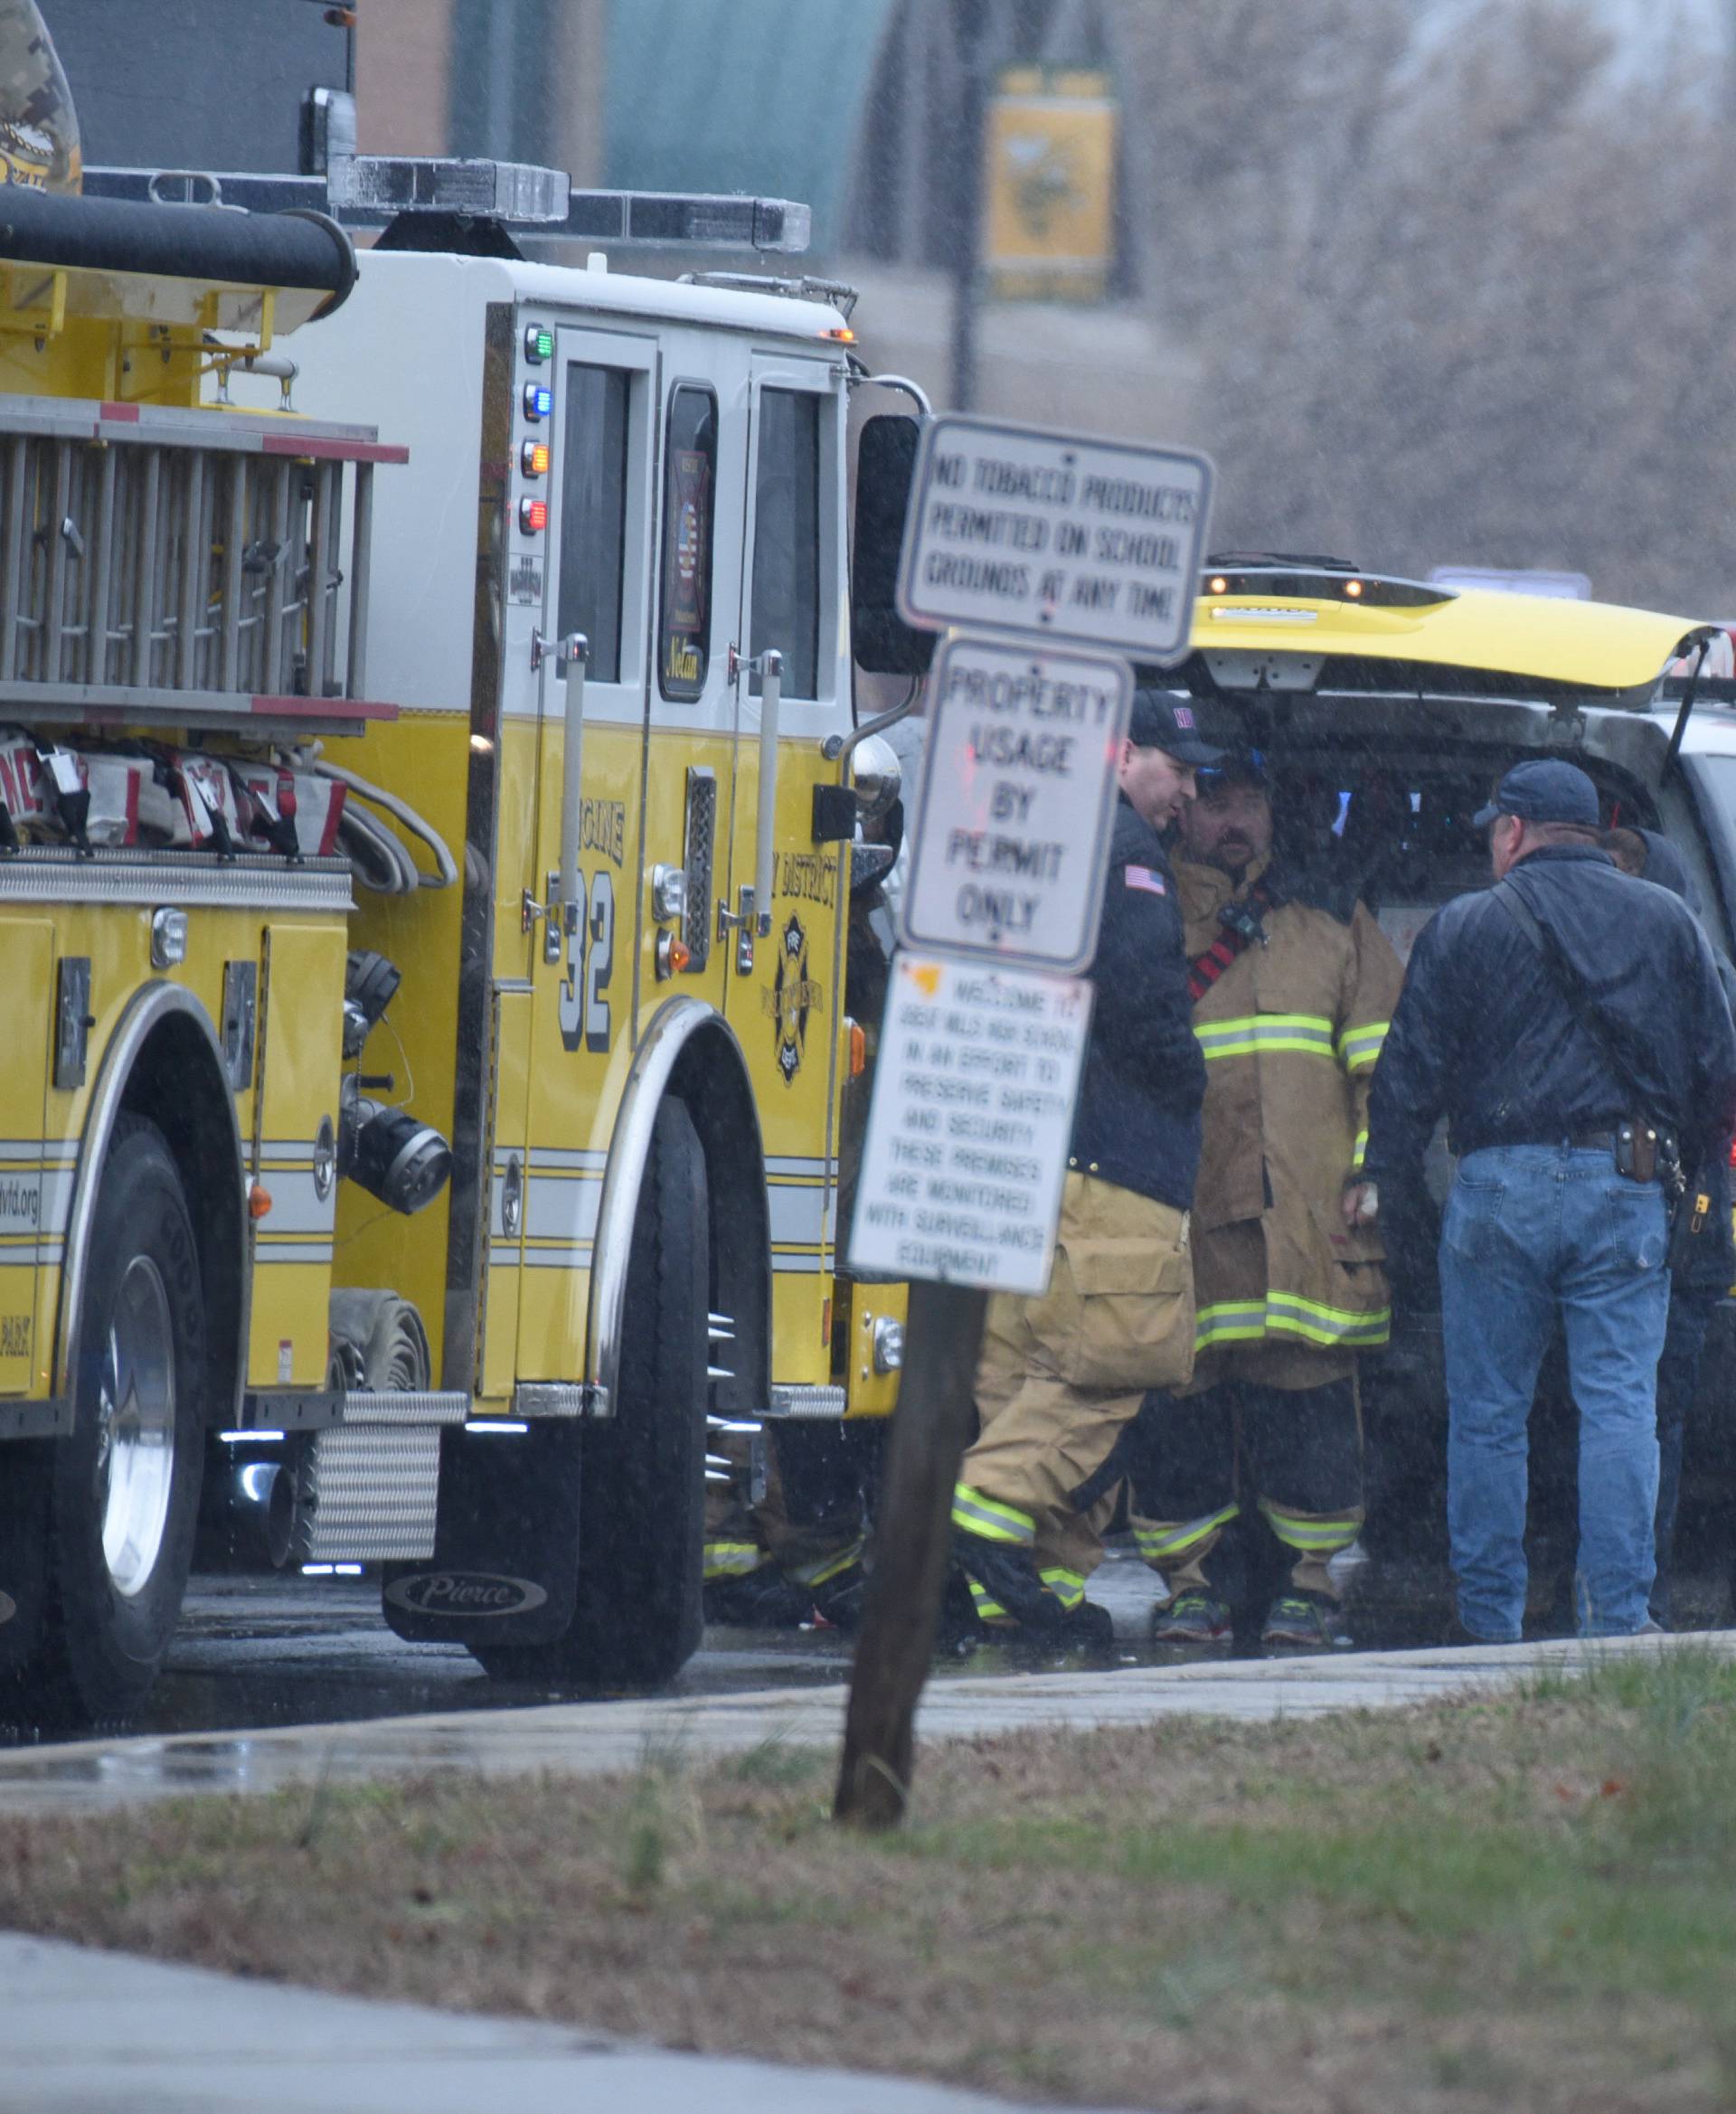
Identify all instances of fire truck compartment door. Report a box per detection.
[516,326,658,1376]
[725,354,851,1351]
[0,920,54,1396]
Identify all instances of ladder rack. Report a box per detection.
[0,399,406,737]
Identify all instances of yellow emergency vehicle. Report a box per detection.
[0,24,908,1722]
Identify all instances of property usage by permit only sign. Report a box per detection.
[895,412,1214,663]
[848,953,1091,1296]
[899,632,1131,975]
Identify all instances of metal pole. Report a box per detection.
[948,0,992,413]
[175,452,205,692]
[220,458,244,692]
[558,631,590,955]
[754,649,782,936]
[88,443,116,685]
[1,436,27,683]
[42,440,71,684]
[835,1277,987,1828]
[346,461,372,699]
[131,448,161,689]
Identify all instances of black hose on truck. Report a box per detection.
[0,183,356,313]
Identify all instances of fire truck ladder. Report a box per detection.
[0,397,404,737]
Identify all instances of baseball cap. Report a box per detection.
[1471,758,1600,831]
[1127,689,1224,768]
[1197,745,1269,790]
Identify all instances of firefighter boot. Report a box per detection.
[948,1529,1065,1636]
[703,1565,815,1628]
[1260,1590,1350,1652]
[1150,1589,1233,1651]
[787,1534,869,1633]
[1055,1598,1116,1651]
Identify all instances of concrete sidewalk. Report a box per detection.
[0,1628,1727,1817]
[0,1930,1138,2114]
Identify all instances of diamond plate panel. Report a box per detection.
[297,1425,439,1562]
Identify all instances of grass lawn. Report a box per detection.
[4,1648,1736,2111]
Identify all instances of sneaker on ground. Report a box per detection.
[1260,1591,1348,1651]
[1150,1590,1233,1647]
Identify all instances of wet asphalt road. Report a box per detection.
[99,1574,865,1742]
[0,1547,1378,1748]
[0,1550,1165,1747]
[3,1542,1725,1749]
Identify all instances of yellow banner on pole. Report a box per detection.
[984,66,1117,304]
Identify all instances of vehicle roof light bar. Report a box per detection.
[571,191,811,252]
[328,154,570,222]
[84,162,812,253]
[1200,562,1457,609]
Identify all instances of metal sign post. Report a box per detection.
[836,412,1214,1830]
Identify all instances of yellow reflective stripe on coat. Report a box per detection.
[1134,1502,1240,1562]
[1336,1021,1390,1071]
[1266,1290,1391,1346]
[951,1484,1037,1546]
[1200,1293,1390,1350]
[1259,1499,1363,1551]
[1352,1128,1369,1170]
[1194,1014,1336,1062]
[1039,1565,1087,1611]
[703,1541,766,1581]
[1196,1299,1268,1348]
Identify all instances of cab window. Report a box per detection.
[556,362,629,684]
[750,387,821,700]
[656,384,717,702]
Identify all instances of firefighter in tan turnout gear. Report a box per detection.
[1135,751,1404,1651]
[949,694,1222,1640]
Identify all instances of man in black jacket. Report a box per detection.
[1364,760,1736,1642]
[950,693,1219,1637]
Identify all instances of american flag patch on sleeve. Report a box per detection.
[1124,864,1166,895]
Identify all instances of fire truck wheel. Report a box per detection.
[34,1118,207,1723]
[473,1095,709,1687]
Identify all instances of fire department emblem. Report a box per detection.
[766,911,821,1084]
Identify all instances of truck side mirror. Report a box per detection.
[852,413,935,677]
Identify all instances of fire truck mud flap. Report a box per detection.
[383,1095,717,1679]
[381,1423,583,1647]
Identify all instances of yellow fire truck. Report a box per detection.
[0,25,909,1723]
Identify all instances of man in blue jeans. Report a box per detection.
[1363,760,1736,1642]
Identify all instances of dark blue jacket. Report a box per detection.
[1364,845,1736,1184]
[1068,798,1204,1212]
[1637,830,1736,1296]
